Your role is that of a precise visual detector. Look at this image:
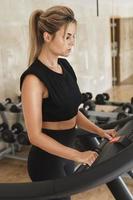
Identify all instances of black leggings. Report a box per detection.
[27,127,76,200]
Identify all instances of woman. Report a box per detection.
[20,5,116,200]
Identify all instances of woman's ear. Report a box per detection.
[43,32,52,42]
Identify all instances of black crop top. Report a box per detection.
[20,58,82,121]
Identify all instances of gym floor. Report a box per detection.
[0,82,133,200]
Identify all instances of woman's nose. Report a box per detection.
[70,38,75,46]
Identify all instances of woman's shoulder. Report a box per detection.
[20,59,47,91]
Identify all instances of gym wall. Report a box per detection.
[0,0,111,99]
[0,0,133,100]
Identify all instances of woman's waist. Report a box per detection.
[42,116,77,131]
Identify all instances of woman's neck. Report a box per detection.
[38,46,59,69]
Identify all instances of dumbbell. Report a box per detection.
[95,93,110,105]
[10,102,22,113]
[95,94,133,109]
[17,131,30,145]
[0,98,12,111]
[83,100,96,111]
[1,123,23,143]
[81,92,93,103]
[122,103,133,114]
[116,111,128,120]
[0,122,9,133]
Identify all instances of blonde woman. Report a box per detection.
[20,5,116,200]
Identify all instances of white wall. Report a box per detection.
[0,0,112,100]
[0,0,133,100]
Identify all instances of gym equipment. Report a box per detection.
[94,93,133,114]
[102,92,110,101]
[74,137,110,173]
[95,93,111,105]
[10,102,22,113]
[17,131,30,145]
[75,119,133,200]
[75,116,133,178]
[0,97,28,161]
[74,129,100,152]
[1,123,24,143]
[0,98,12,127]
[0,98,12,112]
[122,103,133,114]
[95,93,133,106]
[0,144,27,161]
[0,122,28,161]
[0,122,9,133]
[116,111,128,120]
[0,118,133,199]
[83,100,96,111]
[0,102,10,141]
[0,122,9,139]
[9,102,23,134]
[81,92,93,103]
[79,106,133,126]
[81,93,133,117]
[95,93,110,105]
[99,115,133,130]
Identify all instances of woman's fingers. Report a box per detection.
[106,129,118,137]
[85,151,98,166]
[104,129,118,141]
[105,133,113,141]
[77,150,99,166]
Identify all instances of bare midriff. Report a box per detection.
[42,116,77,130]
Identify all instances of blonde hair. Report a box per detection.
[28,5,77,65]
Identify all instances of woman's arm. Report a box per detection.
[76,110,114,140]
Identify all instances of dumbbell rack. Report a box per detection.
[80,92,133,126]
[0,128,28,161]
[80,108,133,126]
[1,144,27,161]
[0,98,30,162]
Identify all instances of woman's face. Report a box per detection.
[47,22,76,57]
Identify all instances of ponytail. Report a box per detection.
[28,10,44,65]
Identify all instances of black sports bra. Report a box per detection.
[20,58,82,122]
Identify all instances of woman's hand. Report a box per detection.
[98,128,118,141]
[75,151,99,166]
[105,129,117,137]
